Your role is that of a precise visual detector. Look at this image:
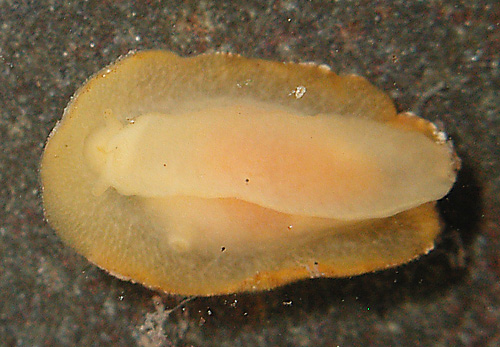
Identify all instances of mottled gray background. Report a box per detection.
[1,1,498,346]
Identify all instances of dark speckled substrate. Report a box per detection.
[0,1,498,346]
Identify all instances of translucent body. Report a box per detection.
[41,51,458,296]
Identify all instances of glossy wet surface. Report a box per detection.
[0,1,497,346]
